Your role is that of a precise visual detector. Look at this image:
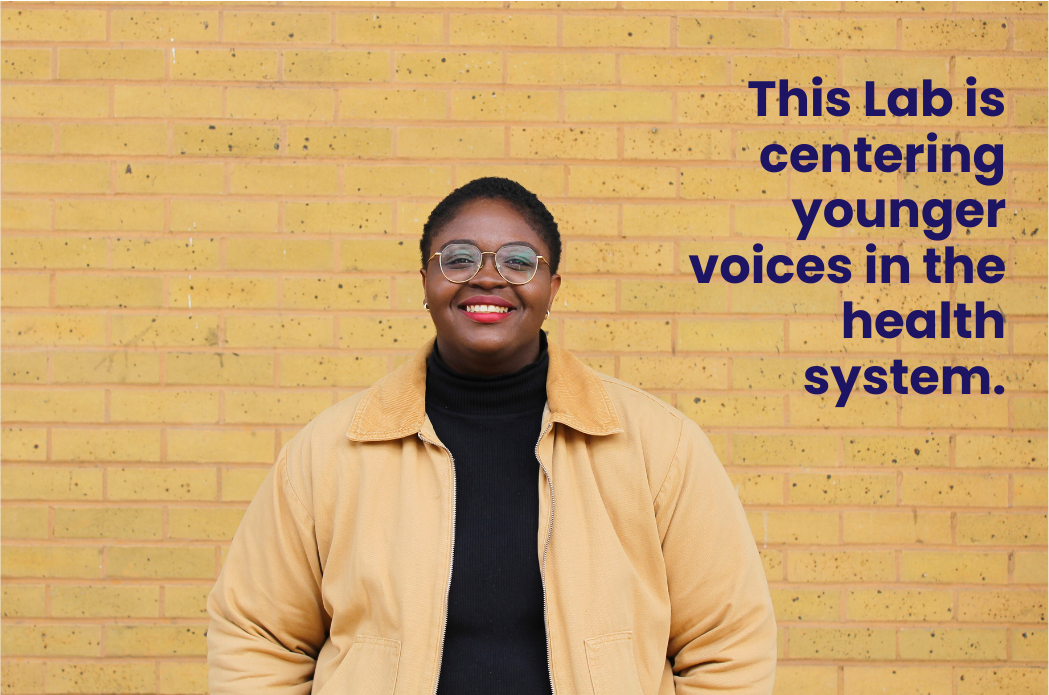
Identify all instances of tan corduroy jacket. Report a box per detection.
[207,337,776,695]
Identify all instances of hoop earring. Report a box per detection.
[545,310,550,319]
[423,301,429,311]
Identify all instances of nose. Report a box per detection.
[469,252,506,287]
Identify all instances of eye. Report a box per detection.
[442,246,478,267]
[500,249,536,270]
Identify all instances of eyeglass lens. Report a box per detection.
[439,244,539,284]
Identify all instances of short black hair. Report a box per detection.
[420,177,562,273]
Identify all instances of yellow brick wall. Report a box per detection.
[1,2,1045,694]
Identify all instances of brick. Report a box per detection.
[793,18,896,49]
[957,668,1048,695]
[788,551,895,582]
[1,85,108,119]
[900,395,1009,429]
[734,56,837,87]
[848,588,955,622]
[280,352,388,389]
[284,278,390,311]
[1,273,49,307]
[62,123,169,156]
[2,163,109,194]
[345,165,451,197]
[566,241,673,275]
[105,625,207,657]
[55,276,162,308]
[286,202,391,234]
[547,204,618,237]
[1,352,46,383]
[508,127,615,160]
[51,429,161,462]
[0,429,49,464]
[622,205,727,237]
[232,164,338,195]
[843,667,952,695]
[789,627,895,660]
[284,50,389,82]
[44,662,154,694]
[790,395,897,428]
[900,628,1007,660]
[563,319,670,352]
[221,466,272,500]
[682,395,783,428]
[227,239,335,272]
[958,57,1047,90]
[902,473,1008,507]
[770,588,838,622]
[957,513,1047,546]
[167,430,275,463]
[621,280,726,314]
[1013,629,1046,660]
[747,510,837,544]
[629,127,731,160]
[735,281,838,314]
[1014,473,1048,508]
[563,15,670,47]
[678,17,782,47]
[1,49,50,80]
[620,55,726,86]
[168,352,274,386]
[844,511,952,544]
[395,52,502,83]
[164,584,211,618]
[508,53,615,84]
[340,88,446,120]
[340,240,416,274]
[843,56,951,87]
[112,9,217,41]
[175,124,281,157]
[54,507,162,539]
[677,319,783,353]
[569,165,676,198]
[1014,322,1048,355]
[2,660,43,694]
[1,506,47,539]
[224,11,329,43]
[1,546,103,578]
[108,467,216,501]
[288,126,392,158]
[957,435,1046,469]
[399,126,504,158]
[790,473,896,505]
[338,317,433,349]
[2,313,106,347]
[902,551,1008,584]
[225,390,332,425]
[116,163,223,196]
[846,435,949,468]
[774,666,837,695]
[107,547,215,579]
[903,18,1009,51]
[1,200,51,231]
[52,352,160,385]
[2,390,104,423]
[173,48,278,81]
[227,87,335,120]
[110,390,217,424]
[1,8,106,41]
[959,590,1046,623]
[115,86,222,118]
[458,165,563,197]
[679,91,777,125]
[1016,19,1049,51]
[566,91,672,122]
[51,586,158,618]
[337,12,443,44]
[454,90,558,121]
[111,310,218,347]
[169,507,245,540]
[158,662,208,694]
[0,625,100,657]
[59,49,164,80]
[112,237,219,270]
[398,202,435,236]
[171,200,278,233]
[226,315,333,348]
[56,200,164,232]
[450,13,557,45]
[681,167,786,200]
[619,357,722,392]
[1,584,46,617]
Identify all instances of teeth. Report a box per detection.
[464,304,510,313]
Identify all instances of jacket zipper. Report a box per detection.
[535,421,556,695]
[418,431,456,695]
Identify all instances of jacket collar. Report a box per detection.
[347,336,622,441]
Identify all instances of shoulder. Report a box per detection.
[594,371,690,436]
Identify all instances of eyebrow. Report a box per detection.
[438,239,540,253]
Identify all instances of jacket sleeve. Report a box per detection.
[207,444,329,694]
[656,418,777,694]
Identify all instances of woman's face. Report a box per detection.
[421,198,561,376]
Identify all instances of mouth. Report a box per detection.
[459,297,516,324]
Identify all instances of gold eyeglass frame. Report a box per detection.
[426,244,550,285]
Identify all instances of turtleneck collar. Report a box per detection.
[425,331,549,416]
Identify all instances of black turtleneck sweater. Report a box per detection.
[426,332,551,695]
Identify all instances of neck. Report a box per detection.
[433,332,544,376]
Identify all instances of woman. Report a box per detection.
[207,178,776,695]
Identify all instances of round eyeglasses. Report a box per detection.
[427,243,550,285]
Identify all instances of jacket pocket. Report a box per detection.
[317,635,401,695]
[585,631,644,695]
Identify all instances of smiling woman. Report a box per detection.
[206,178,777,695]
